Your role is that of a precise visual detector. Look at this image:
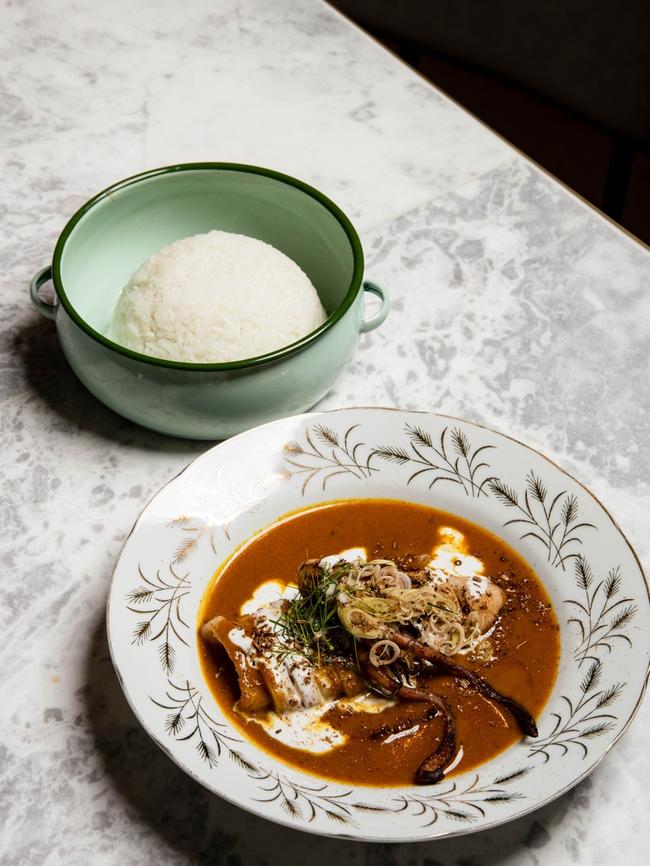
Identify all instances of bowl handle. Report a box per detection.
[30,266,58,320]
[359,281,389,333]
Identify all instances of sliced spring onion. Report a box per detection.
[369,639,400,667]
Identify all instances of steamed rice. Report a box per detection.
[110,230,327,363]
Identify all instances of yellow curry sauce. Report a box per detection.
[198,499,560,787]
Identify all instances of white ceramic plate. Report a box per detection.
[107,408,649,841]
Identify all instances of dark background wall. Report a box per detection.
[330,0,650,245]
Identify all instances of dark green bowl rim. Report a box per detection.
[51,162,365,371]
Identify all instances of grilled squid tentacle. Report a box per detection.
[388,630,538,737]
[364,664,457,784]
[397,687,457,784]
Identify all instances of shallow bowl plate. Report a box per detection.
[107,408,649,841]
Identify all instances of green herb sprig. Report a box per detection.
[271,563,354,666]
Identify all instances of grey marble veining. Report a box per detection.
[1,0,648,864]
[339,160,650,551]
[1,0,510,261]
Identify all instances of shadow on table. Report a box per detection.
[12,314,205,454]
[85,615,592,866]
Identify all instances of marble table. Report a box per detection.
[2,0,648,863]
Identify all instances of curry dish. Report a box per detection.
[199,499,560,787]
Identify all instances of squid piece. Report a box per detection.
[429,571,505,633]
[336,664,365,696]
[201,614,365,714]
[460,576,505,633]
[312,665,343,699]
[201,615,270,713]
[296,559,323,594]
[365,663,457,784]
[388,630,538,737]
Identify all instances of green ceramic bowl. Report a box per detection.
[29,163,389,439]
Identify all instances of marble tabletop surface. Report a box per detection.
[2,0,648,863]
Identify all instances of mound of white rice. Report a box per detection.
[110,230,327,363]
